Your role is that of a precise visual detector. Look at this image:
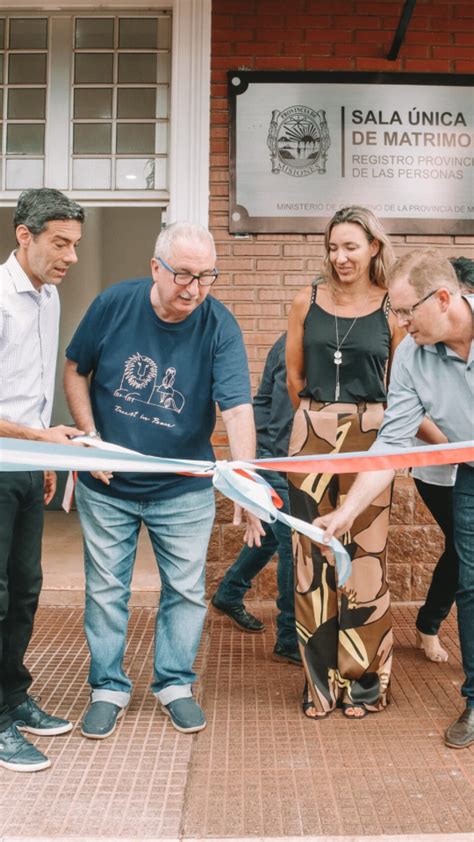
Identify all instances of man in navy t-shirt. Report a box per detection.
[64,222,263,737]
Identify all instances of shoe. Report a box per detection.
[211,594,264,633]
[272,643,302,666]
[11,696,72,736]
[342,702,368,719]
[81,701,126,740]
[0,724,51,772]
[302,680,329,720]
[445,707,474,749]
[161,697,207,734]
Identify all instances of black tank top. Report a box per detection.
[301,286,391,404]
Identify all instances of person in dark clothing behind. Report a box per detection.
[211,332,300,665]
[413,256,474,663]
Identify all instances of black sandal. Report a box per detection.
[342,702,368,719]
[302,681,328,720]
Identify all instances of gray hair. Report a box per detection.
[14,188,85,235]
[387,249,459,295]
[154,222,215,261]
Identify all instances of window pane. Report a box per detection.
[0,90,3,116]
[7,123,45,154]
[6,158,43,189]
[157,17,171,49]
[157,53,170,84]
[74,88,113,119]
[116,158,155,189]
[0,20,5,49]
[0,55,3,84]
[75,18,114,49]
[73,123,112,154]
[75,54,113,85]
[116,123,155,154]
[156,87,168,119]
[118,54,156,84]
[9,54,47,84]
[119,18,157,49]
[73,158,112,189]
[9,18,48,49]
[117,88,155,119]
[8,88,46,119]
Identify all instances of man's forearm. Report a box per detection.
[63,360,96,432]
[0,419,46,440]
[341,469,395,521]
[221,403,256,461]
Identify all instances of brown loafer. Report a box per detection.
[445,707,474,749]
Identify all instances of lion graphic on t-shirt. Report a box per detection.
[114,352,184,413]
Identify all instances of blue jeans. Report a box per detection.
[453,464,474,709]
[75,481,215,707]
[215,470,297,650]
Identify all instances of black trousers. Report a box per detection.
[0,472,44,731]
[414,478,458,636]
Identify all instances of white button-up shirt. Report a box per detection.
[0,251,60,429]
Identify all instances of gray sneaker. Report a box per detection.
[11,696,72,736]
[81,701,126,740]
[0,724,51,773]
[161,697,206,734]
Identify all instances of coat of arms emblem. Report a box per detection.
[267,105,330,176]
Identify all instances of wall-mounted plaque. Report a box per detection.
[229,71,474,235]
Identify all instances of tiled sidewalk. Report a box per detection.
[0,604,472,840]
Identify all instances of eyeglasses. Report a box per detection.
[389,288,440,321]
[156,255,218,287]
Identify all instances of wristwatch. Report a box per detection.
[86,430,101,439]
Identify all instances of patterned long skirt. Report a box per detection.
[288,398,393,715]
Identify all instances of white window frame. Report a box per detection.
[0,0,211,224]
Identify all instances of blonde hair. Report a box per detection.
[387,249,459,296]
[322,206,394,289]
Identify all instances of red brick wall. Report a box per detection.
[207,0,474,601]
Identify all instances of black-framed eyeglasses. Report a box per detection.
[157,255,219,287]
[389,288,440,321]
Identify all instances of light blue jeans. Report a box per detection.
[75,481,215,708]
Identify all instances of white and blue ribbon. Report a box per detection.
[0,436,352,585]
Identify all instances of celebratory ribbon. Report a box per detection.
[1,436,472,588]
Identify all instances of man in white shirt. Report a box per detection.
[0,188,84,773]
[314,249,474,750]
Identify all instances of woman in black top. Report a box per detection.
[286,206,404,720]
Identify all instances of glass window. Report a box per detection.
[118,18,157,50]
[75,53,113,85]
[156,87,168,120]
[8,54,47,85]
[73,157,111,189]
[6,158,44,189]
[0,19,5,49]
[157,17,171,50]
[116,158,155,189]
[75,18,114,49]
[0,54,3,84]
[118,54,156,84]
[116,123,155,154]
[73,123,112,154]
[0,90,3,116]
[74,88,113,119]
[117,88,155,119]
[8,88,46,120]
[9,18,48,49]
[157,53,171,84]
[7,123,45,154]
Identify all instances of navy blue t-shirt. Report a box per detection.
[66,279,251,500]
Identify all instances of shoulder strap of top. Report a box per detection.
[310,284,317,305]
[382,292,390,319]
